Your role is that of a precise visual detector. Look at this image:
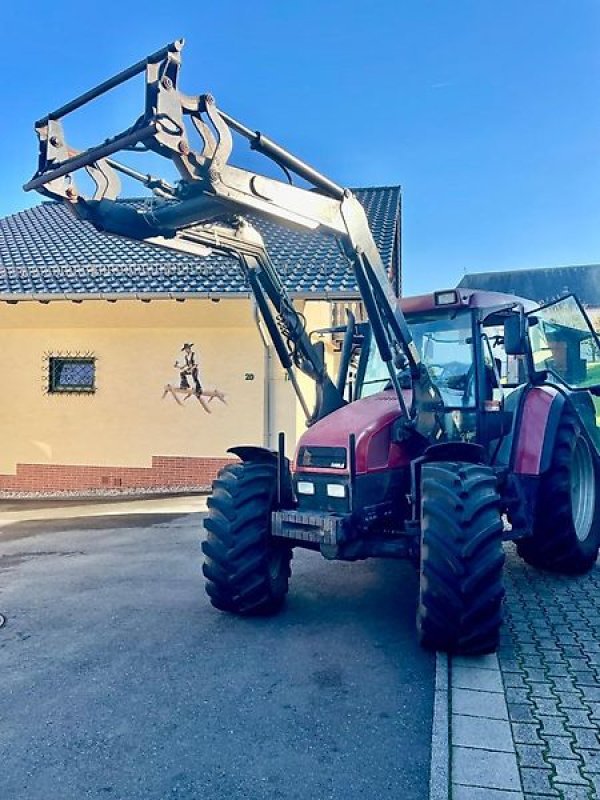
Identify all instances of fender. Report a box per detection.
[422,441,485,465]
[227,445,277,464]
[511,386,566,475]
[227,445,294,507]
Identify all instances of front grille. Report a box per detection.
[297,446,346,469]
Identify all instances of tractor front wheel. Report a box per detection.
[517,409,600,574]
[201,461,292,615]
[417,461,505,655]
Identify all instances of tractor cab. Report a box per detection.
[352,288,600,459]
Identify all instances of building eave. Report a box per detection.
[0,289,361,304]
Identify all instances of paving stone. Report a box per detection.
[452,785,525,799]
[528,684,555,699]
[570,728,600,749]
[587,773,600,797]
[585,701,600,718]
[545,664,570,678]
[522,795,552,800]
[504,674,528,689]
[511,723,544,746]
[537,636,558,646]
[522,657,545,671]
[453,746,521,791]
[502,659,525,674]
[552,625,574,636]
[564,608,581,625]
[554,691,588,710]
[541,736,578,760]
[575,748,600,773]
[522,668,548,682]
[577,687,600,702]
[515,743,547,770]
[508,704,539,724]
[571,670,599,686]
[499,550,600,800]
[454,688,508,720]
[537,715,570,737]
[563,650,587,662]
[452,714,515,753]
[499,651,520,665]
[551,676,579,692]
[547,756,588,785]
[561,708,594,728]
[569,658,593,671]
[532,698,562,716]
[574,631,597,642]
[519,768,558,796]
[506,688,531,705]
[552,784,594,800]
[454,653,501,671]
[453,665,506,693]
[585,651,600,667]
[540,652,567,665]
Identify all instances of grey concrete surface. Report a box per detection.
[0,507,434,800]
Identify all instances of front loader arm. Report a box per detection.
[160,217,346,424]
[25,38,441,439]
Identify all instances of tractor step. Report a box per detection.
[272,509,345,546]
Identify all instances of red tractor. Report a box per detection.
[26,40,600,654]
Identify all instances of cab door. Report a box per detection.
[527,294,600,449]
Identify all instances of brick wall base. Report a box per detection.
[0,455,236,494]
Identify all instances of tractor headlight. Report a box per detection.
[297,481,315,495]
[434,290,459,306]
[326,483,346,498]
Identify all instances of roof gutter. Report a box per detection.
[0,290,362,304]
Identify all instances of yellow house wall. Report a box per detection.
[0,297,347,476]
[0,299,272,474]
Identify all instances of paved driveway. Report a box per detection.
[0,502,434,800]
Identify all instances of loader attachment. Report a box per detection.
[25,38,443,441]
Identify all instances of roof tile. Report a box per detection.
[0,187,400,297]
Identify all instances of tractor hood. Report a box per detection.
[293,390,417,475]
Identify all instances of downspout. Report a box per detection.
[252,299,273,449]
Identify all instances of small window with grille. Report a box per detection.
[48,357,96,394]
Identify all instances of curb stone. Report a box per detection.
[450,652,524,798]
[433,651,526,799]
[430,652,450,800]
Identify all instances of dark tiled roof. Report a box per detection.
[458,264,600,307]
[0,187,400,298]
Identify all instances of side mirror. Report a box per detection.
[504,312,527,356]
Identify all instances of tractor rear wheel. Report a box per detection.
[517,409,600,574]
[201,461,292,615]
[417,461,505,655]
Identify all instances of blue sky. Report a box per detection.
[2,0,599,294]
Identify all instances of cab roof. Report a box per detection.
[400,288,538,316]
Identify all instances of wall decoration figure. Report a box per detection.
[162,343,227,413]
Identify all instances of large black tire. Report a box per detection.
[417,461,505,655]
[517,408,600,574]
[201,461,292,615]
